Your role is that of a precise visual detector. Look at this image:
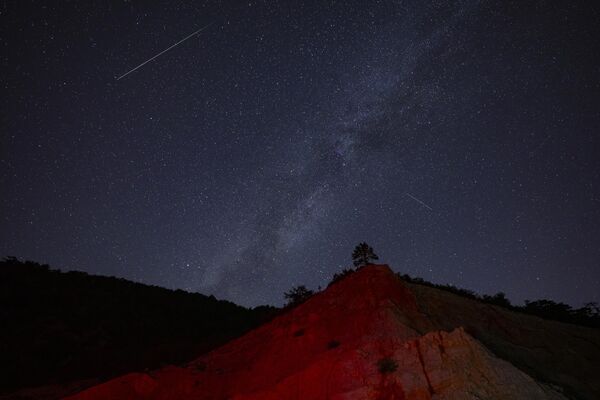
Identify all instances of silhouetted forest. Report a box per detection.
[0,257,276,394]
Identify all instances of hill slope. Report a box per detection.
[0,258,273,397]
[65,265,600,400]
[406,281,600,399]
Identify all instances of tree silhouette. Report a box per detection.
[284,285,314,307]
[352,242,379,267]
[482,292,511,308]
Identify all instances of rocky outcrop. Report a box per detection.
[65,265,596,399]
[407,281,600,399]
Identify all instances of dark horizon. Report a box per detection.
[2,1,600,308]
[2,256,596,313]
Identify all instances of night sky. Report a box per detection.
[2,1,599,307]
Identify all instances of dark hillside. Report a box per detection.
[62,265,600,400]
[405,279,600,399]
[0,257,275,395]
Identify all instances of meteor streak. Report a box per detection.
[116,22,214,81]
[405,192,433,211]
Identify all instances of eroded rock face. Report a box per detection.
[64,265,584,400]
[407,281,600,399]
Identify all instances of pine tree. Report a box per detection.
[352,242,379,267]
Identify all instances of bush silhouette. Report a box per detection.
[482,292,511,307]
[328,268,355,287]
[293,328,305,337]
[377,357,398,374]
[284,285,314,307]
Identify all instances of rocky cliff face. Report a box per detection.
[407,282,600,399]
[65,265,599,400]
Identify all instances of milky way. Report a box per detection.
[2,1,599,306]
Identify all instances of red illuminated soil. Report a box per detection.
[64,265,599,400]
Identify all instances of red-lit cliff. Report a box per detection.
[64,265,599,400]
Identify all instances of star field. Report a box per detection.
[2,1,599,307]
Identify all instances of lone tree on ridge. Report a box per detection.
[352,242,379,267]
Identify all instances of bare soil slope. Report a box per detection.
[65,265,599,399]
